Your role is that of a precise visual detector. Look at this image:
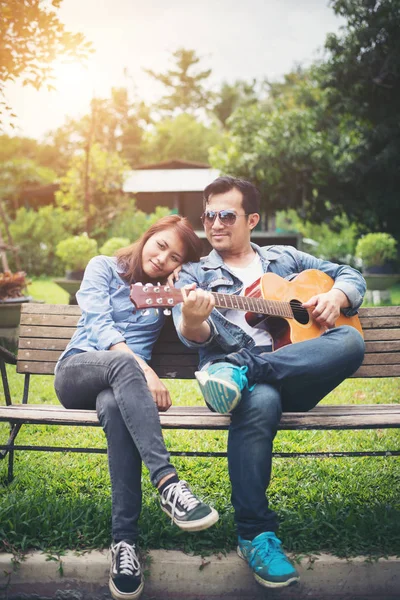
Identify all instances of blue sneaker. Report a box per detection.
[237,532,299,588]
[195,362,249,413]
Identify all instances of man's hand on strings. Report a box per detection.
[302,289,349,329]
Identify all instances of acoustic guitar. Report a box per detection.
[130,269,363,350]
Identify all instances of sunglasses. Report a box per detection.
[200,209,250,226]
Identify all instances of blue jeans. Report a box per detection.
[54,351,176,542]
[225,326,365,539]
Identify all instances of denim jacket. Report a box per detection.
[172,244,366,369]
[57,255,165,365]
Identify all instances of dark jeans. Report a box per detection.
[224,326,365,539]
[54,350,176,542]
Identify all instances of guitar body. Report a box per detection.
[244,269,363,350]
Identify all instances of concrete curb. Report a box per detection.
[1,549,399,599]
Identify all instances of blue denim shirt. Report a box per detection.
[172,244,366,369]
[57,255,165,365]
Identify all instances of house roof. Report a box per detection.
[21,183,60,198]
[124,167,220,193]
[137,159,210,170]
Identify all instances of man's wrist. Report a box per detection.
[180,320,211,343]
[331,288,350,308]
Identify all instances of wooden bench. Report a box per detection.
[1,303,400,483]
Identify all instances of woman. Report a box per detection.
[54,216,218,600]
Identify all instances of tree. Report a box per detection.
[211,79,260,127]
[276,209,359,265]
[8,204,79,275]
[46,87,150,169]
[211,1,400,242]
[209,70,346,221]
[0,156,57,216]
[55,143,130,241]
[319,0,400,239]
[142,113,221,164]
[0,0,92,123]
[0,133,62,175]
[145,48,213,114]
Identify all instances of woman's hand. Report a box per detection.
[143,367,172,411]
[110,342,172,411]
[167,265,182,286]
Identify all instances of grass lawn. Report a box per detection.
[28,277,70,305]
[0,278,399,559]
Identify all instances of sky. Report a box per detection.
[4,0,345,140]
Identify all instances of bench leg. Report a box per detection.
[0,360,12,405]
[0,423,21,484]
[7,449,14,484]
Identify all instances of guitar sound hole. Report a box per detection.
[290,300,309,325]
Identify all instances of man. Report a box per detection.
[172,176,366,590]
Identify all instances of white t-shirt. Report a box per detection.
[224,253,273,347]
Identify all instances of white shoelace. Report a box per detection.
[111,541,141,577]
[162,480,200,522]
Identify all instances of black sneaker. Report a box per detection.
[109,541,144,600]
[159,479,219,531]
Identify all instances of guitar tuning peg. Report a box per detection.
[141,309,150,316]
[163,308,171,316]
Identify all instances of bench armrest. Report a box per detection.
[0,345,17,366]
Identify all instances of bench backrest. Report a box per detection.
[17,304,400,379]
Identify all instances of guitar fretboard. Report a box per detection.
[211,292,294,319]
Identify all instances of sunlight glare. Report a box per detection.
[50,58,89,91]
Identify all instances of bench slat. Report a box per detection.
[18,338,71,351]
[4,404,397,414]
[1,404,400,430]
[20,304,398,317]
[351,365,400,377]
[362,353,400,365]
[21,304,81,316]
[152,343,198,355]
[361,317,400,329]
[359,306,400,317]
[16,339,400,355]
[17,361,57,374]
[365,341,400,353]
[18,350,63,362]
[17,352,199,368]
[17,361,400,378]
[363,329,400,341]
[20,314,80,327]
[19,325,77,339]
[16,361,200,377]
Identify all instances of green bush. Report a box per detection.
[56,234,98,272]
[276,210,359,265]
[8,206,80,276]
[108,202,172,241]
[355,233,398,268]
[99,237,130,256]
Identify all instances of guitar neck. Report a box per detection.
[129,283,294,319]
[209,291,294,319]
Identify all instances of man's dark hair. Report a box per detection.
[203,176,261,214]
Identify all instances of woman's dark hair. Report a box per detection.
[115,215,203,284]
[203,176,261,215]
